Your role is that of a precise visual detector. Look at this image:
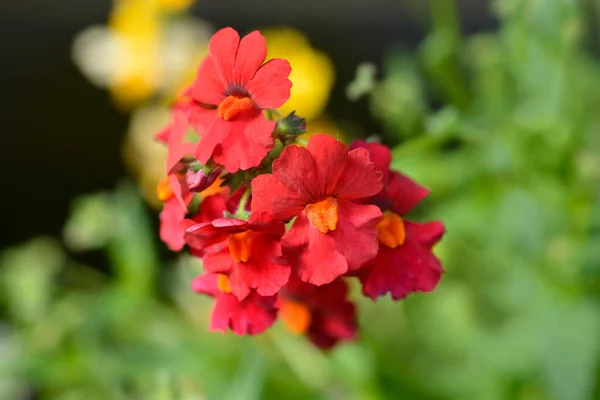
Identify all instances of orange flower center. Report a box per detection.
[199,177,226,198]
[376,211,406,248]
[156,176,174,201]
[217,95,257,121]
[228,231,254,263]
[305,197,338,234]
[280,299,311,334]
[217,273,231,293]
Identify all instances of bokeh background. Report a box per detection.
[1,0,600,399]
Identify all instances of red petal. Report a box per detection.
[251,174,306,220]
[272,145,319,203]
[194,195,228,223]
[159,108,195,172]
[247,212,286,237]
[184,218,247,254]
[334,147,384,200]
[404,220,445,248]
[191,273,219,296]
[209,295,232,333]
[328,200,382,271]
[211,218,248,230]
[322,314,356,340]
[191,57,227,105]
[211,292,278,335]
[189,105,217,134]
[247,58,292,109]
[229,234,290,300]
[306,135,348,197]
[208,27,239,85]
[282,212,348,285]
[358,236,444,301]
[203,249,236,274]
[159,197,187,251]
[184,222,227,252]
[283,277,356,350]
[210,115,275,172]
[349,140,392,182]
[386,171,430,215]
[168,174,192,211]
[167,143,195,176]
[233,30,267,83]
[155,126,169,143]
[191,107,220,165]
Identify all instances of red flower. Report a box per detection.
[251,134,384,286]
[184,212,291,301]
[181,188,246,258]
[157,171,193,251]
[350,140,445,300]
[279,276,356,350]
[192,273,278,335]
[189,27,292,173]
[155,104,197,251]
[159,197,187,251]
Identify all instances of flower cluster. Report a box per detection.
[156,27,445,349]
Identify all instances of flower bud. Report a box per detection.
[186,166,222,193]
[276,111,306,135]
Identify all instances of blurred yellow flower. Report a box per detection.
[156,0,195,12]
[262,28,334,121]
[72,0,210,109]
[123,105,170,208]
[301,116,345,142]
[108,0,161,105]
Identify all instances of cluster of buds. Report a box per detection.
[156,27,445,349]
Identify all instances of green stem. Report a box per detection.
[234,186,252,220]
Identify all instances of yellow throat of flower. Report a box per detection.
[228,231,254,263]
[376,211,406,248]
[305,197,339,234]
[280,299,311,334]
[217,274,231,293]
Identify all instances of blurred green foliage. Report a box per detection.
[2,0,600,399]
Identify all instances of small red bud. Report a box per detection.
[186,167,222,193]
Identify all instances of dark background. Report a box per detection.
[0,0,495,249]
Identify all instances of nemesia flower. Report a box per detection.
[184,212,291,300]
[192,273,278,335]
[149,25,446,349]
[156,106,196,251]
[189,27,292,172]
[158,172,229,252]
[157,169,192,250]
[279,276,356,349]
[164,107,196,173]
[251,134,384,286]
[350,140,445,300]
